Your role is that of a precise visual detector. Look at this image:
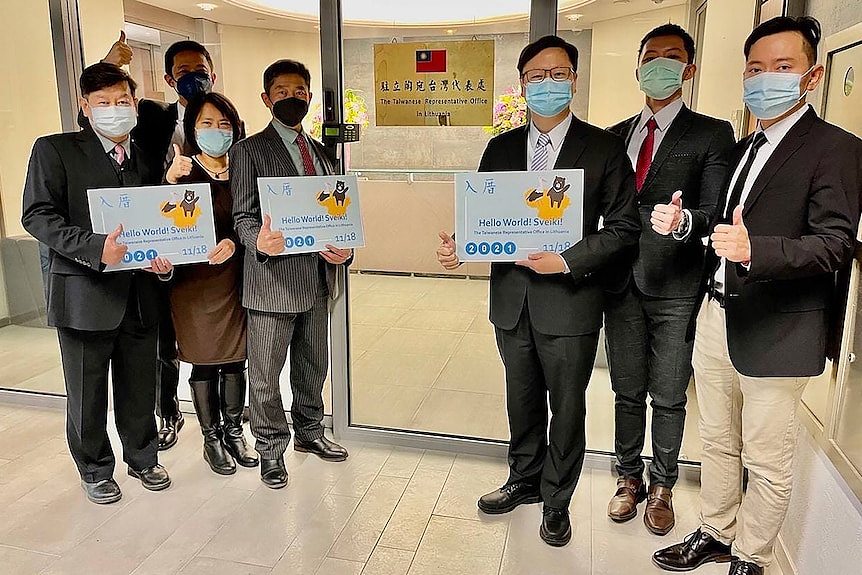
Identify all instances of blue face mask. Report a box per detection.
[175,71,213,101]
[525,79,573,118]
[743,67,813,120]
[196,128,233,158]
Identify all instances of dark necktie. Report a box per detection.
[722,132,768,223]
[296,133,317,176]
[635,117,658,192]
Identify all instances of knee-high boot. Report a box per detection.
[189,379,236,475]
[220,371,260,468]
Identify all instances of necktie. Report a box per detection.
[111,143,126,166]
[530,132,551,171]
[635,117,658,192]
[296,133,317,176]
[722,132,768,223]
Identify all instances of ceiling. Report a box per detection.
[135,0,687,37]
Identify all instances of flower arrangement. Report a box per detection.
[309,89,370,140]
[484,87,527,136]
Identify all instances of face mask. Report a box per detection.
[639,57,687,100]
[272,97,309,127]
[196,128,233,158]
[743,67,814,120]
[89,105,137,138]
[524,79,573,118]
[175,71,213,101]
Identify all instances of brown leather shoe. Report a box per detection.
[608,475,646,522]
[644,485,675,536]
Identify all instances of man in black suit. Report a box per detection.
[653,17,862,575]
[603,24,735,535]
[21,63,174,504]
[101,35,219,450]
[437,35,640,547]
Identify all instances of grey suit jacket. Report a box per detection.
[231,123,343,314]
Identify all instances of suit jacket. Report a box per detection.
[481,118,641,336]
[232,123,343,314]
[21,127,163,331]
[606,105,736,298]
[696,108,862,377]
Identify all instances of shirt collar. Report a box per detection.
[272,119,302,145]
[94,130,132,157]
[757,103,811,145]
[176,101,185,122]
[637,98,685,133]
[529,112,573,151]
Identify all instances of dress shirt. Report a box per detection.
[626,98,684,167]
[167,100,186,165]
[713,104,812,293]
[272,119,325,176]
[94,130,132,159]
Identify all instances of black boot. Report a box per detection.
[220,371,259,468]
[189,379,236,475]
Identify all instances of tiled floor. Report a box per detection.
[0,402,785,575]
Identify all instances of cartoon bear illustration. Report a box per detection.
[333,180,349,206]
[180,189,200,218]
[547,176,570,209]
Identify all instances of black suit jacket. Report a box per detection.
[697,108,862,377]
[607,105,736,298]
[481,118,641,336]
[21,128,163,331]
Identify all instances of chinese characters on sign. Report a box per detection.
[374,40,495,126]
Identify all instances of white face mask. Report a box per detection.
[89,105,137,139]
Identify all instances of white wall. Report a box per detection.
[78,0,126,65]
[587,5,688,128]
[217,24,322,136]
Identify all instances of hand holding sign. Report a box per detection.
[257,214,286,256]
[437,231,460,270]
[101,224,128,265]
[166,145,193,184]
[651,190,684,235]
[711,205,751,264]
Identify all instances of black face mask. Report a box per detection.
[272,97,309,127]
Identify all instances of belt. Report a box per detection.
[707,288,725,308]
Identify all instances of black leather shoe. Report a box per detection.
[653,529,735,572]
[158,412,184,451]
[128,464,171,491]
[260,457,288,489]
[539,506,572,547]
[728,560,763,575]
[477,482,542,515]
[81,479,122,504]
[294,436,349,462]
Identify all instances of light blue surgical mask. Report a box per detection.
[525,79,573,118]
[743,67,814,120]
[638,57,687,100]
[196,128,233,158]
[90,105,137,139]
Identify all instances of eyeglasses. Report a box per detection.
[521,67,575,84]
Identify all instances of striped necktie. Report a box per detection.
[530,132,551,171]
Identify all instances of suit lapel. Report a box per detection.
[76,129,124,187]
[621,115,639,148]
[641,106,693,191]
[742,108,816,216]
[553,118,588,169]
[262,123,300,177]
[309,137,336,175]
[513,125,529,171]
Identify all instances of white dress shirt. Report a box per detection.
[626,98,685,167]
[713,104,812,292]
[94,131,131,159]
[167,100,186,165]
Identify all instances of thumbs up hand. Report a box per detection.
[101,30,133,67]
[711,204,751,264]
[166,144,193,184]
[101,224,128,265]
[650,190,684,235]
[257,213,286,256]
[436,231,461,270]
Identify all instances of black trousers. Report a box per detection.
[604,283,697,487]
[156,289,180,419]
[57,290,159,483]
[496,305,598,510]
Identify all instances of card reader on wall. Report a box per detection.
[322,123,361,143]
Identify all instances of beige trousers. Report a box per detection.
[693,298,809,567]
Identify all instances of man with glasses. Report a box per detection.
[437,35,640,546]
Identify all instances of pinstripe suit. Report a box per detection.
[231,122,342,458]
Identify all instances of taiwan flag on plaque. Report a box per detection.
[416,49,447,73]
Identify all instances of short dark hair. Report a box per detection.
[164,40,214,76]
[639,23,696,64]
[80,62,137,98]
[744,16,821,66]
[263,59,312,95]
[183,92,245,156]
[517,35,579,74]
